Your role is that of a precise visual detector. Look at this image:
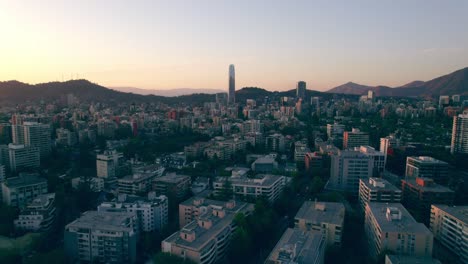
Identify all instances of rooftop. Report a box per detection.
[216,174,284,187]
[265,228,324,264]
[153,174,191,184]
[361,178,401,192]
[27,193,55,208]
[295,201,345,226]
[408,156,448,164]
[180,194,254,215]
[66,211,136,232]
[432,204,468,224]
[386,255,441,264]
[4,174,47,188]
[367,203,431,234]
[403,178,454,193]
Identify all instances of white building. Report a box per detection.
[213,174,287,203]
[14,193,56,231]
[98,193,168,232]
[13,122,51,159]
[356,146,386,176]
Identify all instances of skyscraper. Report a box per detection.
[228,64,235,104]
[297,81,306,99]
[450,112,468,154]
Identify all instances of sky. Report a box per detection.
[0,0,467,91]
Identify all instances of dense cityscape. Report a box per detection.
[0,63,467,264]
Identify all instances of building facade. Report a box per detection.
[450,112,468,154]
[359,178,402,210]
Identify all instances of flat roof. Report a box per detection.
[295,201,345,226]
[403,178,454,193]
[153,174,190,183]
[432,204,468,224]
[360,178,401,192]
[4,174,47,188]
[408,156,448,164]
[265,228,324,264]
[66,211,135,232]
[216,174,284,188]
[367,203,431,234]
[386,255,441,264]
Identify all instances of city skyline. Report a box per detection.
[1,1,468,91]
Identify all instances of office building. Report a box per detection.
[327,150,373,194]
[265,228,325,264]
[228,64,235,104]
[296,81,306,99]
[450,112,468,154]
[64,211,138,264]
[359,178,402,210]
[401,177,455,225]
[364,203,433,260]
[98,193,168,232]
[294,201,345,247]
[14,193,56,232]
[405,156,449,184]
[343,128,369,149]
[179,193,254,228]
[213,174,287,203]
[430,205,468,264]
[153,174,191,202]
[2,173,48,207]
[162,206,239,264]
[7,144,40,172]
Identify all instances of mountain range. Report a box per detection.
[110,87,224,96]
[326,67,468,96]
[0,67,466,106]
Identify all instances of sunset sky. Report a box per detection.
[1,0,467,91]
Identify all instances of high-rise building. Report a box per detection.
[12,122,51,159]
[405,156,449,184]
[96,150,124,179]
[297,81,306,99]
[364,203,433,260]
[450,112,468,154]
[343,128,369,149]
[228,64,235,104]
[327,150,373,194]
[64,211,138,264]
[430,205,468,264]
[356,146,386,176]
[294,201,345,247]
[326,123,345,139]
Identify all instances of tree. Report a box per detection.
[217,178,233,201]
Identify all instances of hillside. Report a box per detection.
[326,67,468,97]
[111,86,224,96]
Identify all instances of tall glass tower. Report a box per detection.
[228,64,235,104]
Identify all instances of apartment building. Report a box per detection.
[359,178,402,210]
[405,156,449,184]
[364,203,433,260]
[343,128,369,150]
[213,174,287,203]
[2,173,48,207]
[430,205,468,264]
[14,193,56,232]
[64,211,138,264]
[98,193,168,232]
[294,201,345,247]
[153,174,191,202]
[265,229,325,264]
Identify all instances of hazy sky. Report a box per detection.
[1,0,467,91]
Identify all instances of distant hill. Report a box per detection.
[326,67,468,97]
[326,82,374,95]
[111,86,224,96]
